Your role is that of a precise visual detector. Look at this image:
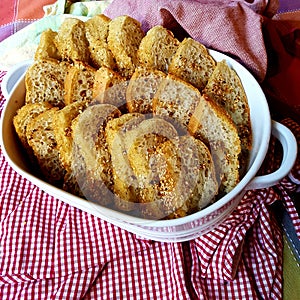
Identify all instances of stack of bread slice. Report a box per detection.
[13,14,252,219]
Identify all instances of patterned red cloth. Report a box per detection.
[0,0,53,42]
[1,1,300,299]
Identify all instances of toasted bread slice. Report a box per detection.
[188,94,241,194]
[64,61,96,105]
[124,117,179,218]
[105,113,146,211]
[156,135,218,219]
[55,17,90,63]
[126,67,166,114]
[153,74,202,131]
[34,29,61,61]
[25,59,70,108]
[13,102,53,154]
[89,45,116,70]
[53,101,88,172]
[26,107,66,186]
[92,66,128,112]
[203,60,252,154]
[137,25,179,73]
[85,14,111,45]
[107,15,145,78]
[58,112,85,199]
[72,104,121,205]
[85,14,116,69]
[66,117,88,198]
[168,37,216,90]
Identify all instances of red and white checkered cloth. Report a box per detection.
[1,69,300,299]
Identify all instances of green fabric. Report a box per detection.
[283,235,300,300]
[67,0,113,16]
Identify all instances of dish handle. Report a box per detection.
[245,120,297,190]
[1,60,32,99]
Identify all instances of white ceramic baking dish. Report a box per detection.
[0,52,297,242]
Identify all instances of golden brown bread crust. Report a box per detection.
[188,94,241,194]
[13,102,54,170]
[153,73,202,130]
[168,37,216,90]
[13,102,53,152]
[25,58,70,108]
[92,66,128,112]
[105,113,146,211]
[93,66,124,100]
[34,29,61,61]
[64,61,96,105]
[203,60,252,151]
[72,104,122,205]
[107,15,145,78]
[137,25,179,73]
[125,117,179,218]
[203,60,252,177]
[53,101,89,173]
[126,67,166,114]
[85,14,116,69]
[26,107,66,186]
[55,18,90,63]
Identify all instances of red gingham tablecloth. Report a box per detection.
[1,1,300,299]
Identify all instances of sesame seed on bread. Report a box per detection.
[55,17,90,63]
[105,113,146,211]
[107,15,145,78]
[26,107,66,186]
[124,117,179,218]
[34,29,61,61]
[155,135,218,219]
[188,94,241,194]
[126,67,166,114]
[25,58,70,108]
[64,61,96,105]
[168,37,216,90]
[14,16,251,220]
[153,73,202,130]
[72,104,121,205]
[137,25,179,73]
[85,14,116,69]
